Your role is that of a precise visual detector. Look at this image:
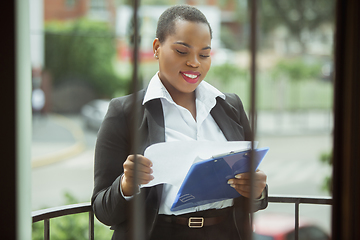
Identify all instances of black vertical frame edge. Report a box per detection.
[0,1,17,240]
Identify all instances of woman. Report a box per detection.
[92,5,268,240]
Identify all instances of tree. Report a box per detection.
[320,152,332,194]
[44,20,130,98]
[260,0,335,53]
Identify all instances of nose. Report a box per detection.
[186,55,200,68]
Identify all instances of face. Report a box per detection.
[153,20,212,97]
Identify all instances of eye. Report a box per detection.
[176,49,187,55]
[200,54,210,58]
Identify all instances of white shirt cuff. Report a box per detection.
[119,174,140,200]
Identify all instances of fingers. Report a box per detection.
[228,170,267,198]
[228,181,264,198]
[228,179,265,192]
[126,154,153,168]
[123,154,154,185]
[234,169,267,181]
[123,171,154,185]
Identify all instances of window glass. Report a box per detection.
[31,0,119,238]
[253,0,335,237]
[30,0,335,238]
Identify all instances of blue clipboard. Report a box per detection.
[170,147,269,211]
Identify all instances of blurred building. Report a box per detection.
[42,0,242,63]
[44,0,117,26]
[44,0,87,21]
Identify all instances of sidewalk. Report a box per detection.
[31,114,86,168]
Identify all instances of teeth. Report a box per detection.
[183,73,198,79]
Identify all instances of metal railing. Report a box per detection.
[31,196,332,240]
[268,196,332,240]
[32,202,94,240]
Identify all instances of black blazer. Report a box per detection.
[91,89,268,239]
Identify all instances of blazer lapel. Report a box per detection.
[139,98,165,227]
[143,98,165,145]
[211,98,246,141]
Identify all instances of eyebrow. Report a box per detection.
[173,41,211,50]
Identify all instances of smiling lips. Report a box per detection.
[180,71,201,84]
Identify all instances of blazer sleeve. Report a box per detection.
[91,97,133,226]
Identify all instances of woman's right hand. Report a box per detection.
[121,154,154,196]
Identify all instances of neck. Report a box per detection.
[171,90,195,106]
[166,85,197,120]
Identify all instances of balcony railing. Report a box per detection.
[31,196,332,240]
[32,202,94,240]
[268,196,333,240]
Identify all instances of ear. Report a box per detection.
[153,38,161,55]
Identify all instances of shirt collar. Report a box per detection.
[143,73,173,105]
[143,72,225,106]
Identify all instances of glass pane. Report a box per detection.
[30,0,335,239]
[31,0,119,238]
[254,0,335,238]
[32,0,120,208]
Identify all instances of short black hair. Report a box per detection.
[156,5,213,43]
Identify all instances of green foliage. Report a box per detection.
[320,152,332,165]
[207,63,248,87]
[32,222,44,240]
[319,152,332,193]
[270,58,322,110]
[260,0,335,53]
[205,61,331,111]
[271,58,322,82]
[44,19,130,98]
[32,191,113,240]
[220,26,244,51]
[260,0,335,33]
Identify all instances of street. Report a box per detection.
[32,114,96,210]
[31,114,333,234]
[255,134,332,234]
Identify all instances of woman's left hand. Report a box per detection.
[227,169,267,199]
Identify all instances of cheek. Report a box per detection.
[202,59,211,75]
[160,54,182,73]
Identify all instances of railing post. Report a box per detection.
[249,0,258,238]
[44,219,50,240]
[89,211,94,240]
[295,200,299,240]
[129,0,145,240]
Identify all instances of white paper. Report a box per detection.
[141,141,257,189]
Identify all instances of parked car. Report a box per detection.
[253,214,330,240]
[80,99,110,131]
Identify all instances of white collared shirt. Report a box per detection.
[143,73,234,215]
